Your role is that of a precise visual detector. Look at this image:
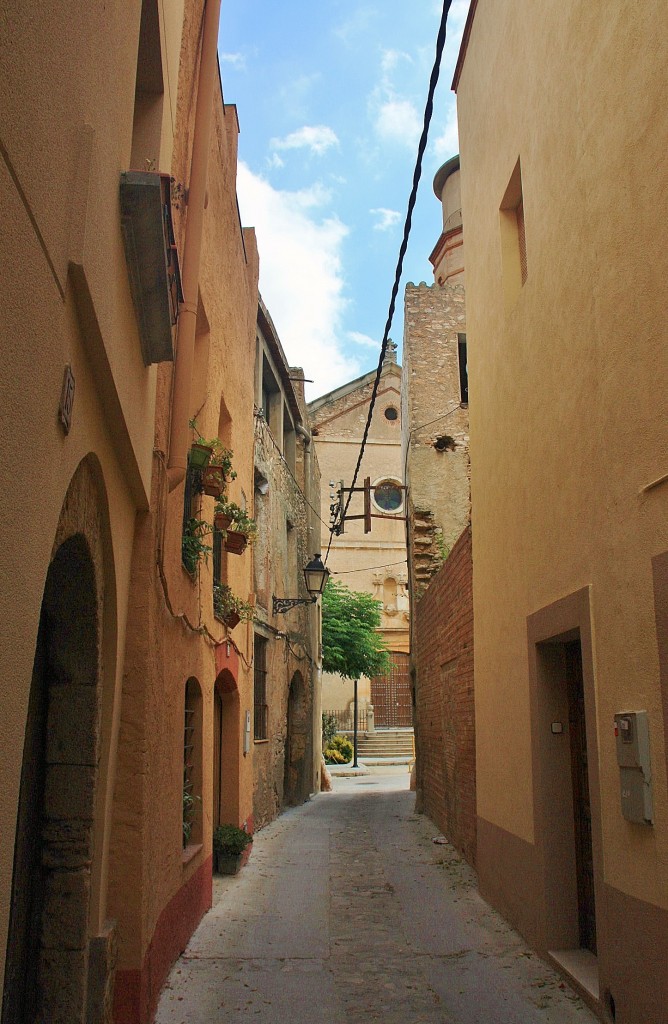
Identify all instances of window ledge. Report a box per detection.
[254,738,269,745]
[182,842,203,866]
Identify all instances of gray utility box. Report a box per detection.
[614,711,653,825]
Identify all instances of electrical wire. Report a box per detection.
[332,558,407,575]
[325,0,454,563]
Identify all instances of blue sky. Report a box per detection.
[217,1,470,399]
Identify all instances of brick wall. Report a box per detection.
[414,525,475,866]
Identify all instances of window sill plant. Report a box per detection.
[213,584,254,629]
[189,419,237,492]
[182,517,212,575]
[214,500,257,555]
[213,823,253,875]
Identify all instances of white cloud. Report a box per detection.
[380,49,413,75]
[370,207,401,232]
[278,73,321,120]
[374,98,422,149]
[334,7,378,46]
[369,44,423,152]
[431,104,459,161]
[219,52,246,70]
[236,163,359,398]
[270,125,339,157]
[266,153,285,170]
[348,331,381,349]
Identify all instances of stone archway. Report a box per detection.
[2,457,115,1024]
[283,671,310,806]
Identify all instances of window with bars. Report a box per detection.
[212,527,223,618]
[253,635,268,740]
[181,459,203,573]
[183,677,201,847]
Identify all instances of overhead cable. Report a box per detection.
[325,0,454,563]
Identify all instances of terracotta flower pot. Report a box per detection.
[214,512,233,532]
[222,610,241,630]
[201,466,225,497]
[224,530,248,555]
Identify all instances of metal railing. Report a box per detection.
[323,707,367,732]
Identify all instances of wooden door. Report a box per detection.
[371,652,412,728]
[213,689,223,828]
[566,641,597,954]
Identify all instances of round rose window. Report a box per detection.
[373,480,403,512]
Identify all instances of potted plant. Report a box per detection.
[189,419,237,482]
[189,441,214,470]
[201,440,237,498]
[213,823,253,875]
[213,583,254,629]
[214,500,257,555]
[182,517,212,575]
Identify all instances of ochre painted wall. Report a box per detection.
[309,360,409,715]
[456,2,668,1019]
[108,10,260,1020]
[0,0,183,1003]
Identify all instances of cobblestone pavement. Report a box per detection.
[156,772,598,1023]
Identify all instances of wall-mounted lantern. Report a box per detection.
[272,554,330,615]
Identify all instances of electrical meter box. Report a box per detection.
[614,711,653,825]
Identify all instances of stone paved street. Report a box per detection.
[156,772,598,1023]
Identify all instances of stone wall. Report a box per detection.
[402,282,469,601]
[252,412,317,828]
[414,526,475,867]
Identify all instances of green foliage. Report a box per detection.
[213,823,253,856]
[323,734,354,764]
[214,500,258,541]
[183,789,200,847]
[435,531,451,564]
[213,583,254,623]
[189,417,237,480]
[321,580,390,680]
[182,518,212,574]
[322,711,338,748]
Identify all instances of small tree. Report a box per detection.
[321,579,390,680]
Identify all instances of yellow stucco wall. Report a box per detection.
[310,360,409,713]
[456,0,668,905]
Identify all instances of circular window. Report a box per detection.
[373,479,403,513]
[384,406,398,421]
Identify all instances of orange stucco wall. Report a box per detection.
[108,13,259,1013]
[0,0,183,996]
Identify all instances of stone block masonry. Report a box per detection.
[414,526,475,867]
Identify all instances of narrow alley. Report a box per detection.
[156,772,597,1024]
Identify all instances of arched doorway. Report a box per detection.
[2,534,101,1024]
[213,670,240,827]
[283,671,310,806]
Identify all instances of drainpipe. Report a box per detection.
[167,0,222,491]
[296,422,313,544]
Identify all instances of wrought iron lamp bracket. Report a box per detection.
[272,595,317,615]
